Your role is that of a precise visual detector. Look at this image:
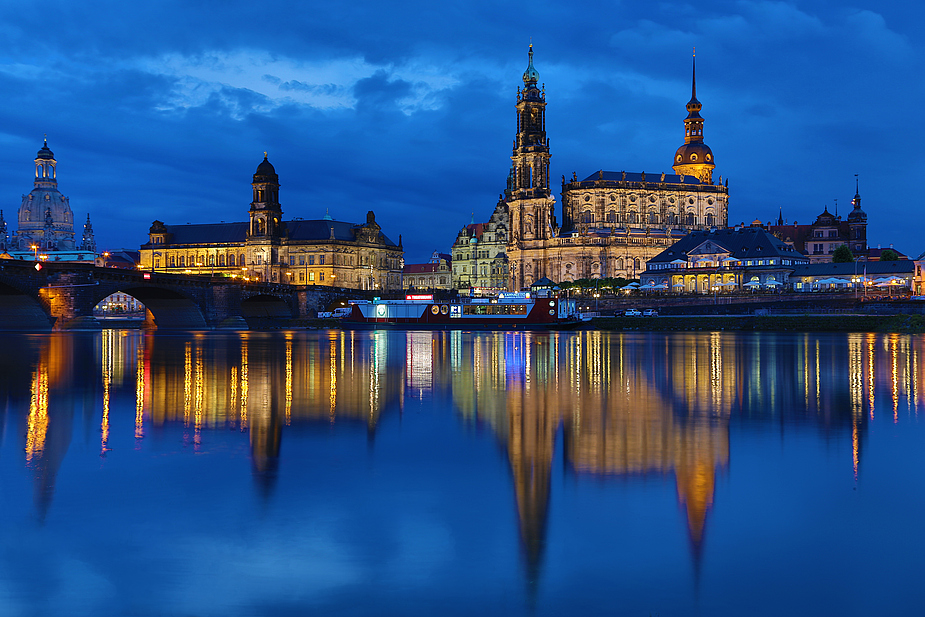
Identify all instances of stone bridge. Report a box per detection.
[0,260,363,330]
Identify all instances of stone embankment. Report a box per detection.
[592,313,925,333]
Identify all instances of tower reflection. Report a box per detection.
[2,328,918,574]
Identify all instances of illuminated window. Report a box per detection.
[309,272,315,281]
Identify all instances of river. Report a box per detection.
[0,329,923,616]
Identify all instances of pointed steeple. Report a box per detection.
[81,213,97,252]
[672,50,715,183]
[523,44,540,88]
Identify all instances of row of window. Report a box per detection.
[578,211,717,226]
[290,255,325,266]
[162,253,245,268]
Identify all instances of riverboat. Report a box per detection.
[340,293,580,330]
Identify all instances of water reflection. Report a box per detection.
[2,329,923,603]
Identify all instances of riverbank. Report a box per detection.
[591,313,925,333]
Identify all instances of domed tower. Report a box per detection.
[17,139,76,250]
[847,177,867,255]
[248,154,283,239]
[672,54,716,183]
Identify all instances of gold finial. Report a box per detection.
[693,46,696,57]
[264,151,268,159]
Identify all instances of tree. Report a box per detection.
[880,249,900,261]
[832,244,854,263]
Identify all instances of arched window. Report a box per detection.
[169,255,175,267]
[616,257,624,270]
[606,210,616,223]
[208,254,215,266]
[634,258,641,270]
[179,255,185,267]
[706,213,715,227]
[219,254,226,266]
[240,254,246,266]
[228,254,235,266]
[686,213,695,226]
[581,210,593,224]
[648,212,658,225]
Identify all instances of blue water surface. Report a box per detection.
[0,329,923,616]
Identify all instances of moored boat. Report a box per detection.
[341,292,579,330]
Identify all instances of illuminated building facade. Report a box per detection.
[139,156,404,289]
[403,251,453,291]
[465,48,730,291]
[451,205,510,292]
[642,225,809,292]
[0,140,97,261]
[768,184,868,263]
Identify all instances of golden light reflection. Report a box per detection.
[24,366,49,464]
[135,336,146,444]
[194,342,203,448]
[240,338,249,430]
[183,341,192,427]
[101,329,115,456]
[285,337,292,425]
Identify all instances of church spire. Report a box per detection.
[672,50,715,183]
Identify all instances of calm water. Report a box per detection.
[1,329,924,616]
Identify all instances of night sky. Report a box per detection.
[0,1,920,263]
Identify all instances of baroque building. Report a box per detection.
[0,140,97,259]
[768,182,868,263]
[505,49,729,290]
[139,156,403,290]
[451,202,510,292]
[403,251,453,291]
[460,48,730,291]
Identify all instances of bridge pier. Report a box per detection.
[38,271,102,330]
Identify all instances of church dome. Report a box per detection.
[673,142,714,167]
[255,155,276,176]
[36,142,54,160]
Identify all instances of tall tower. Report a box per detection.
[248,154,283,239]
[847,177,867,256]
[246,155,286,282]
[672,53,715,183]
[507,45,558,290]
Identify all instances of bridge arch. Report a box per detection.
[94,285,209,330]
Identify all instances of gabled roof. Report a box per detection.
[403,263,439,274]
[648,227,807,264]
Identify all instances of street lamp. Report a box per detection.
[30,244,38,261]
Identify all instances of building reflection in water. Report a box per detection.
[5,328,925,572]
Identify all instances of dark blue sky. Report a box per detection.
[0,1,920,263]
